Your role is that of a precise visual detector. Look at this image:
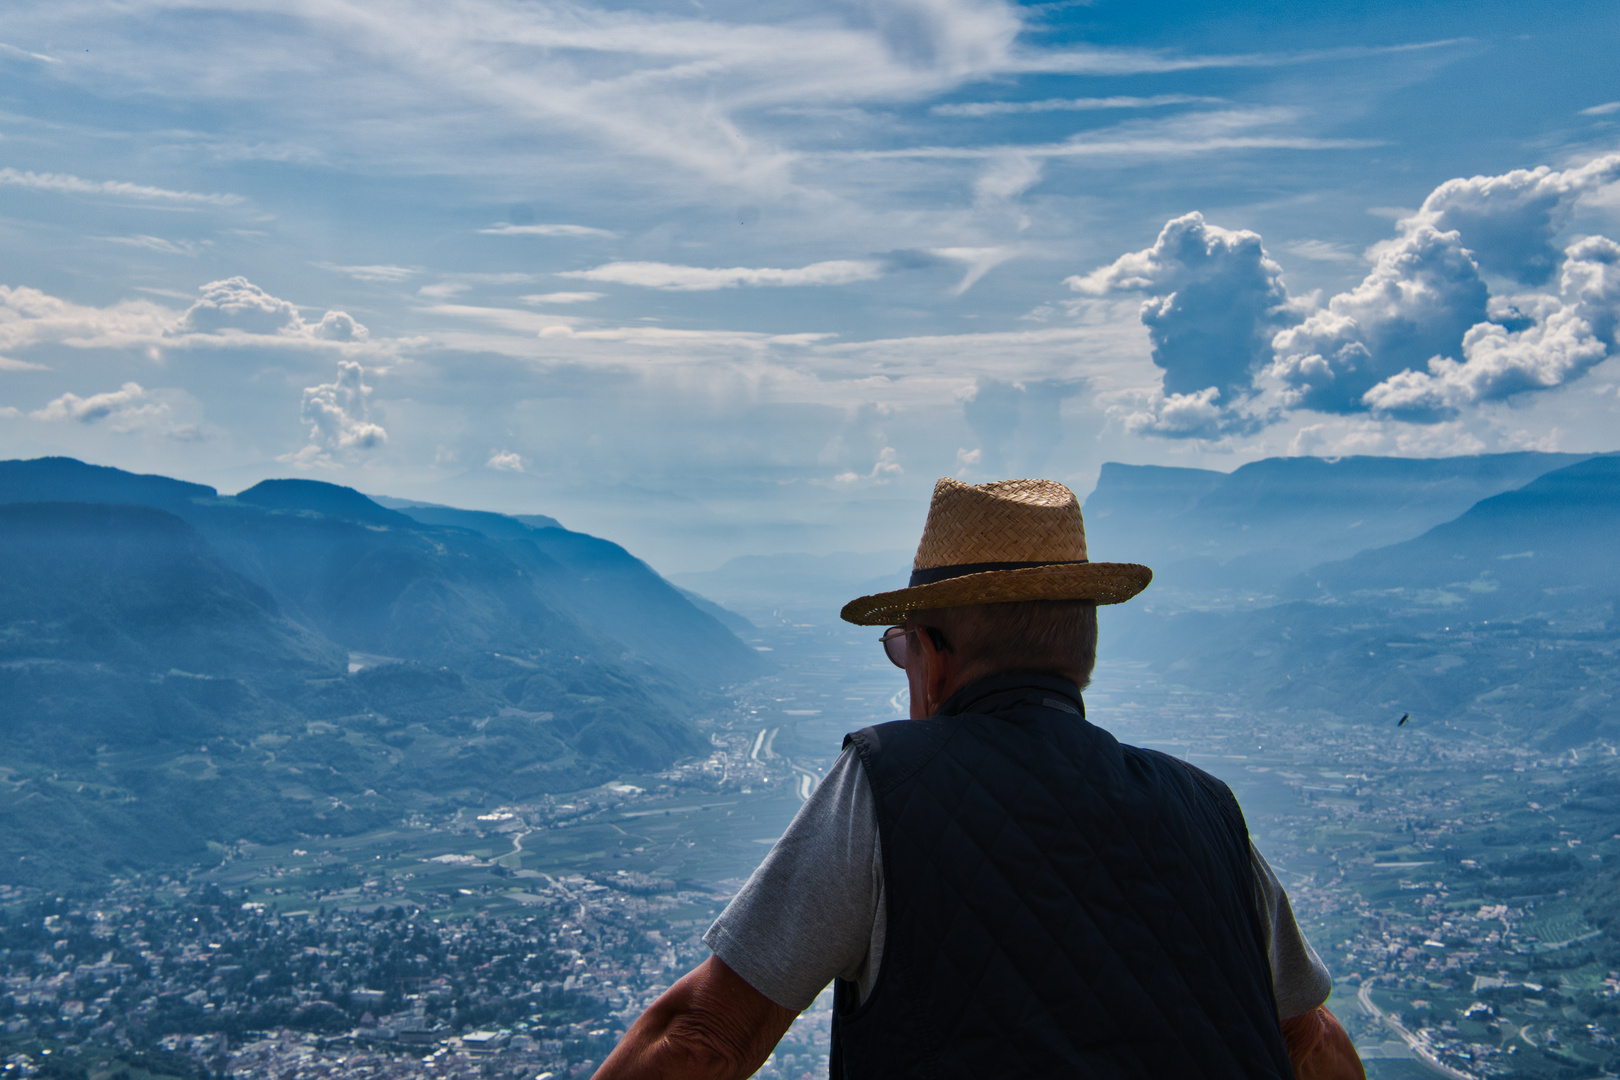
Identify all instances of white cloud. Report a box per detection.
[316,263,418,282]
[1070,211,1300,407]
[932,246,1021,294]
[0,285,176,354]
[0,42,61,64]
[1267,224,1489,413]
[0,167,243,206]
[175,277,370,342]
[1580,102,1620,117]
[97,235,211,256]
[1104,386,1226,439]
[561,259,886,291]
[29,381,201,440]
[479,223,617,238]
[831,446,902,486]
[934,93,1222,117]
[1066,157,1620,437]
[521,292,605,304]
[1395,153,1620,284]
[312,310,369,342]
[486,449,526,472]
[287,360,387,465]
[177,277,303,335]
[1359,236,1620,419]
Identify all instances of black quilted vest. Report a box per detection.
[830,673,1292,1080]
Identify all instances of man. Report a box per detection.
[596,478,1363,1079]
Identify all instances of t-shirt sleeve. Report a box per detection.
[1250,842,1334,1018]
[703,746,881,1012]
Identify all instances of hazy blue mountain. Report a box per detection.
[0,455,216,510]
[0,457,769,885]
[0,501,340,678]
[1106,456,1620,747]
[237,477,419,527]
[379,498,763,684]
[674,586,756,636]
[1084,451,1594,602]
[370,496,564,535]
[1299,455,1620,611]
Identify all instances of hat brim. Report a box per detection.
[840,561,1153,626]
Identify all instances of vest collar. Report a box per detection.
[937,671,1085,718]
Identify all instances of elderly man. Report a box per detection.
[596,478,1363,1079]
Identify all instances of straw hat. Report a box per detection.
[840,477,1152,625]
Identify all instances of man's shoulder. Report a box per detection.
[843,717,956,794]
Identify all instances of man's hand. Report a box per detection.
[592,955,798,1080]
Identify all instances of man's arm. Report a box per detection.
[1280,1006,1366,1080]
[592,955,797,1080]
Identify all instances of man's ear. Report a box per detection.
[915,625,954,714]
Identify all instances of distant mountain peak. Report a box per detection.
[0,456,217,508]
[235,478,414,526]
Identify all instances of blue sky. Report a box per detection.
[1,0,1618,570]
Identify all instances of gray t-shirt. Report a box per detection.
[705,746,1333,1018]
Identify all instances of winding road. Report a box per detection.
[1356,980,1475,1080]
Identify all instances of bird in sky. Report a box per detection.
[1397,713,1409,726]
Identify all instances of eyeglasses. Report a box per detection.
[879,625,947,669]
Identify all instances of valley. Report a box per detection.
[4,450,1619,1079]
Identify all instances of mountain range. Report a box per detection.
[0,457,764,886]
[1088,452,1619,747]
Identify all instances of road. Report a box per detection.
[1357,980,1475,1080]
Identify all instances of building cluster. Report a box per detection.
[0,876,728,1080]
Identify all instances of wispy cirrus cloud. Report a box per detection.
[98,235,212,256]
[316,262,418,282]
[836,108,1377,161]
[0,167,244,206]
[560,259,887,291]
[479,223,618,238]
[521,292,605,304]
[933,94,1222,117]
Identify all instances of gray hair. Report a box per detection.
[909,599,1099,688]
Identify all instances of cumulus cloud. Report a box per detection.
[1395,154,1620,284]
[1267,224,1489,413]
[486,449,525,471]
[1358,236,1620,419]
[1069,211,1300,407]
[175,277,369,341]
[1102,386,1226,440]
[1074,155,1620,437]
[312,310,369,342]
[29,382,200,439]
[561,259,886,291]
[832,446,902,486]
[287,361,387,465]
